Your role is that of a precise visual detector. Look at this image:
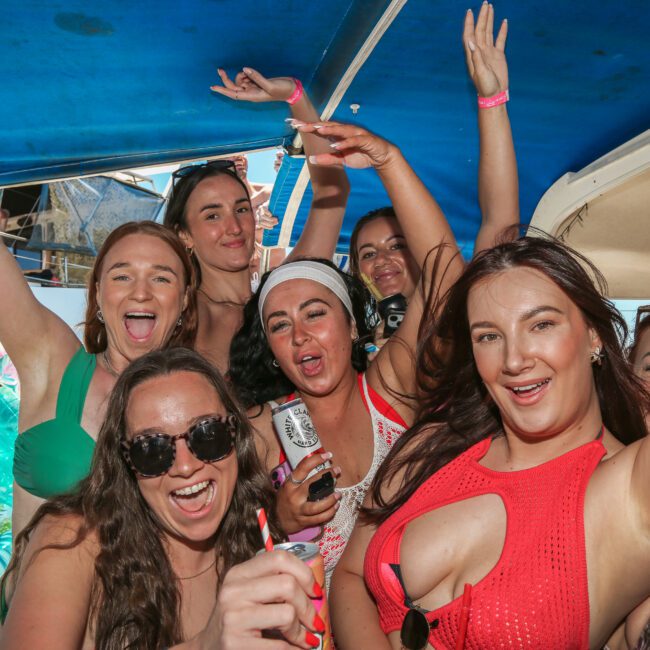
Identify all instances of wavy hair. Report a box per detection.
[229,258,375,408]
[348,206,397,279]
[163,165,251,283]
[84,221,198,353]
[365,236,650,525]
[2,348,283,648]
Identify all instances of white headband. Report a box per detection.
[258,261,355,331]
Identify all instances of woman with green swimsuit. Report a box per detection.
[3,220,197,536]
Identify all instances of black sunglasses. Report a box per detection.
[401,606,438,650]
[121,415,237,478]
[171,159,236,184]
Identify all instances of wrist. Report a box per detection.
[478,88,509,109]
[375,143,404,174]
[286,78,304,105]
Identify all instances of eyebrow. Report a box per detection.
[470,305,564,332]
[266,298,332,324]
[130,413,222,438]
[358,234,406,252]
[199,197,250,213]
[107,262,178,277]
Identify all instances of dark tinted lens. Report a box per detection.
[188,419,233,462]
[400,609,430,650]
[129,436,175,477]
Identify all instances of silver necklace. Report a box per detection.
[177,556,217,580]
[102,351,119,378]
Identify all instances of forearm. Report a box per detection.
[474,103,519,253]
[330,570,392,650]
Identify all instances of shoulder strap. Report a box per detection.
[55,347,96,422]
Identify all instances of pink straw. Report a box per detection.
[256,507,274,552]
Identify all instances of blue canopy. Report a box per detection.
[2,0,649,254]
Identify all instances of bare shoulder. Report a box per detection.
[247,402,280,472]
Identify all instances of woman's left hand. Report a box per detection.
[463,2,509,98]
[211,67,297,103]
[292,121,399,170]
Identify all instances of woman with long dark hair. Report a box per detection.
[5,220,198,536]
[331,236,650,650]
[164,68,350,371]
[0,348,323,648]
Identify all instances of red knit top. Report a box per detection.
[364,435,605,649]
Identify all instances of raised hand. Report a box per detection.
[276,453,341,534]
[211,66,297,103]
[291,121,397,170]
[463,2,509,98]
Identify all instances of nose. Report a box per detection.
[291,319,310,347]
[224,211,243,236]
[131,277,153,302]
[373,248,389,267]
[168,438,203,478]
[502,336,534,376]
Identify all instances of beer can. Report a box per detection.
[271,398,330,478]
[261,542,332,649]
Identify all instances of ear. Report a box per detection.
[182,285,190,312]
[177,228,194,253]
[588,326,602,351]
[350,321,359,341]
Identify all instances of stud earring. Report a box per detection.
[97,310,104,323]
[177,316,183,327]
[590,347,604,366]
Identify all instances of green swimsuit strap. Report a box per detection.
[55,346,97,422]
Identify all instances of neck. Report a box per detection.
[199,264,252,305]
[165,533,217,579]
[298,367,359,422]
[499,403,603,471]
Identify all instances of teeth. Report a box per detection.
[126,312,155,319]
[302,356,315,362]
[173,480,209,496]
[512,380,549,393]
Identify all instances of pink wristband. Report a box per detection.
[286,78,304,105]
[477,89,509,109]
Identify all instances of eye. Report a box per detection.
[269,320,289,334]
[533,320,554,332]
[306,309,326,321]
[236,204,251,216]
[475,332,499,343]
[205,212,221,221]
[391,242,407,251]
[360,250,376,261]
[153,275,172,284]
[111,274,130,281]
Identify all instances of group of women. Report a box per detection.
[0,4,648,649]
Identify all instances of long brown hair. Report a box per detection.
[366,236,650,525]
[2,348,283,648]
[84,221,198,352]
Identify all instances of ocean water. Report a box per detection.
[0,351,19,572]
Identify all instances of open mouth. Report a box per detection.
[298,354,323,376]
[124,312,156,341]
[508,379,550,399]
[170,479,215,514]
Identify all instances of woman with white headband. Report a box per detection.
[229,130,465,587]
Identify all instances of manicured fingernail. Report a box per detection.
[210,86,219,91]
[243,67,253,74]
[321,452,333,460]
[305,630,321,648]
[468,40,476,51]
[334,501,341,510]
[308,155,319,164]
[330,142,341,149]
[333,466,342,477]
[312,613,326,633]
[312,580,323,598]
[312,124,324,129]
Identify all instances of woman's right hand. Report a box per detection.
[292,121,399,170]
[197,550,326,649]
[277,453,341,535]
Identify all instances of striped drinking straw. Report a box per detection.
[256,507,274,552]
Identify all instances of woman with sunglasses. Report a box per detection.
[330,236,650,650]
[4,221,197,538]
[346,2,519,355]
[164,68,350,372]
[0,348,326,649]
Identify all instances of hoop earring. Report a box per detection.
[272,359,280,368]
[186,247,194,257]
[590,347,604,366]
[96,310,104,323]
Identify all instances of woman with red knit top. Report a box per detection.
[330,235,650,650]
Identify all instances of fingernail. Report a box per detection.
[333,466,342,477]
[329,142,341,149]
[468,40,476,51]
[308,155,318,164]
[334,490,342,500]
[334,501,341,510]
[305,630,321,648]
[312,580,323,598]
[312,124,324,129]
[312,613,326,633]
[209,86,219,91]
[321,452,333,460]
[243,67,252,74]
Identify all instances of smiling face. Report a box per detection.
[125,370,238,546]
[631,324,650,391]
[355,216,419,299]
[96,233,188,365]
[180,174,255,274]
[262,279,357,396]
[468,266,602,441]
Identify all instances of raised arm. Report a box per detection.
[211,68,349,260]
[464,3,519,254]
[0,243,79,395]
[301,122,463,407]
